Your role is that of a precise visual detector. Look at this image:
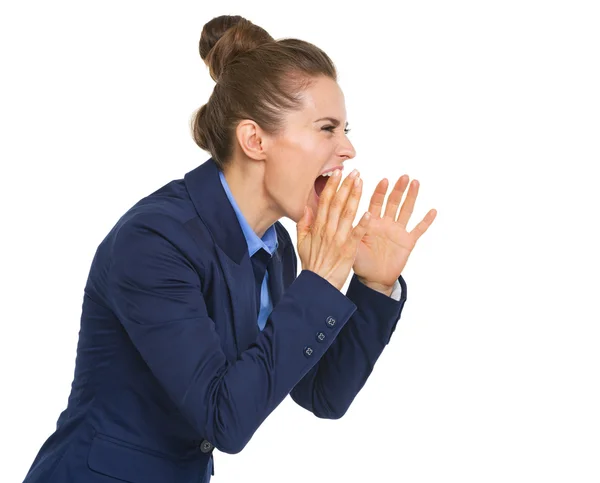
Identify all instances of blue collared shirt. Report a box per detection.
[219,170,278,331]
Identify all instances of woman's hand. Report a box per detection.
[352,175,437,295]
[297,169,371,291]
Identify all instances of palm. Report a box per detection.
[353,175,437,288]
[354,216,413,286]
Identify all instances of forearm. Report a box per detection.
[290,274,407,419]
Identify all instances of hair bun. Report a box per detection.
[199,15,273,82]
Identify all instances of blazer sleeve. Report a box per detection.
[107,213,357,454]
[290,250,407,419]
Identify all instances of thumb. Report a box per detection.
[296,206,313,244]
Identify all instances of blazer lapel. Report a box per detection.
[267,248,283,308]
[183,158,289,356]
[214,246,258,353]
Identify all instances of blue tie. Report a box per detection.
[251,248,271,316]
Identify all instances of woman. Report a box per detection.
[23,15,436,483]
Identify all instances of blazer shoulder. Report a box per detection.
[102,182,210,264]
[106,178,198,237]
[134,179,197,226]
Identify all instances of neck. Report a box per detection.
[221,159,280,239]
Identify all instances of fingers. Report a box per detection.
[397,178,418,228]
[326,169,361,237]
[348,211,371,253]
[335,173,363,239]
[313,169,342,230]
[313,169,360,270]
[409,208,437,241]
[383,175,410,220]
[367,179,389,218]
[381,175,435,240]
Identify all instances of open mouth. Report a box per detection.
[313,169,341,198]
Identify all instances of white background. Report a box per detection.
[1,0,599,482]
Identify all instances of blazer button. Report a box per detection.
[303,346,314,357]
[200,440,214,453]
[326,316,336,328]
[316,331,326,343]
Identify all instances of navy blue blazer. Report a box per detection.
[23,158,407,483]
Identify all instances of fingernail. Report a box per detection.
[354,175,361,186]
[350,169,359,178]
[333,169,341,177]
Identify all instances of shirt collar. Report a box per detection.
[218,170,278,257]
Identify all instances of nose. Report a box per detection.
[337,135,356,162]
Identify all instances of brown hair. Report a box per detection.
[191,15,337,170]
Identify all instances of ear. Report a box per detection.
[235,119,268,161]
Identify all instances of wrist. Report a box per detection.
[356,276,394,297]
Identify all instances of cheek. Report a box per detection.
[282,144,318,185]
[265,158,309,203]
[267,136,327,206]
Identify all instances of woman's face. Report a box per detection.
[263,76,356,222]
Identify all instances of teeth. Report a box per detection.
[321,171,338,177]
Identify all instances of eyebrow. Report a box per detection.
[315,117,349,128]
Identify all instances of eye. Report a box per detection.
[322,125,351,135]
